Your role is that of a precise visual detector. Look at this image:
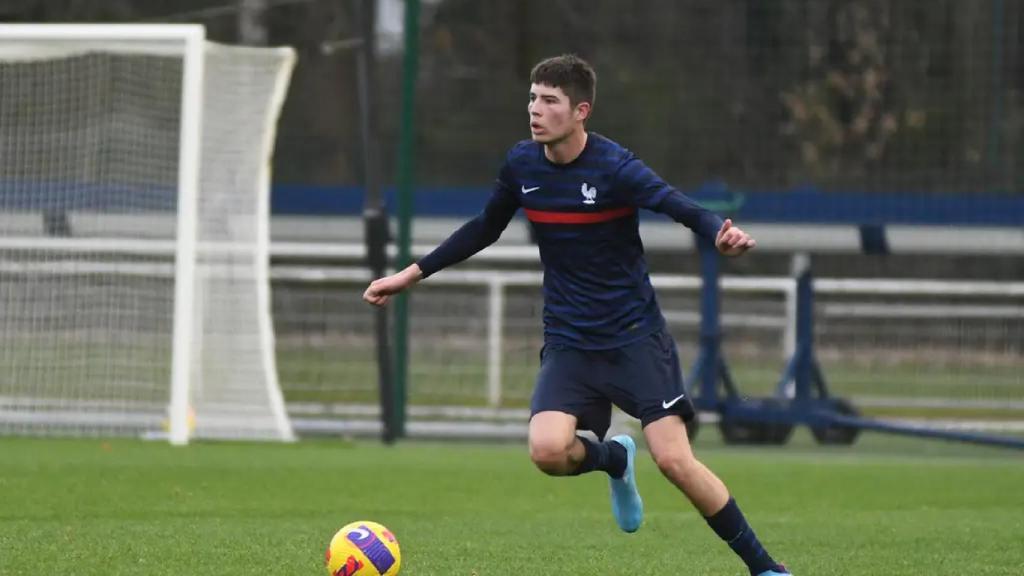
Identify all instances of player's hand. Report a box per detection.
[715,218,756,256]
[363,274,406,307]
[363,265,423,307]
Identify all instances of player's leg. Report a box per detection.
[644,416,789,576]
[611,328,789,574]
[643,415,727,513]
[528,345,627,478]
[527,410,582,475]
[528,345,641,532]
[527,409,641,533]
[526,409,627,476]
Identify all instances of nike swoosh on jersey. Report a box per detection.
[661,393,687,409]
[521,186,540,194]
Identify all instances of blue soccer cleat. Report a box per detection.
[608,434,643,533]
[756,566,791,576]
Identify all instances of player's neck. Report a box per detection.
[544,129,588,165]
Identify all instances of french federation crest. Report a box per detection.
[581,182,597,205]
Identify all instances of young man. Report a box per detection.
[363,54,790,576]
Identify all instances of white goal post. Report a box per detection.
[0,24,295,443]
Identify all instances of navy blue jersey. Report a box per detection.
[418,132,723,350]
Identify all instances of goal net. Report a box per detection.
[0,25,295,443]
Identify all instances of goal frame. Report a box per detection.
[0,24,292,444]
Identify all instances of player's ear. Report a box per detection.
[575,101,591,122]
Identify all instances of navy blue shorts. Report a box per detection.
[530,328,696,440]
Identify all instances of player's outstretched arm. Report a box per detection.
[362,154,520,308]
[714,218,756,256]
[363,180,519,308]
[363,263,424,307]
[615,158,756,257]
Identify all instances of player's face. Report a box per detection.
[528,83,586,144]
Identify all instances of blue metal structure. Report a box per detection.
[687,235,739,412]
[686,235,1024,450]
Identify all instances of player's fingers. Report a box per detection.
[724,229,743,247]
[719,233,755,255]
[734,228,755,245]
[366,293,389,307]
[716,218,732,243]
[363,284,384,304]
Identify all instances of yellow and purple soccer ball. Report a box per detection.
[325,521,401,576]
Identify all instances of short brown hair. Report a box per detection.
[530,54,596,108]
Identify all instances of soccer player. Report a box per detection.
[363,54,790,576]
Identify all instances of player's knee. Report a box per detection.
[651,447,699,482]
[529,437,573,475]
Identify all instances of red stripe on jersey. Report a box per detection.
[524,206,636,224]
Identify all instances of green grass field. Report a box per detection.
[2,432,1023,575]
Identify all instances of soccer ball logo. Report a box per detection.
[325,521,401,576]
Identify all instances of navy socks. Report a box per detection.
[572,435,627,478]
[705,498,783,575]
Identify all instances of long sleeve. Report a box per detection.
[653,189,724,241]
[614,156,724,241]
[416,180,520,278]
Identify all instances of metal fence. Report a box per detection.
[271,261,1024,437]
